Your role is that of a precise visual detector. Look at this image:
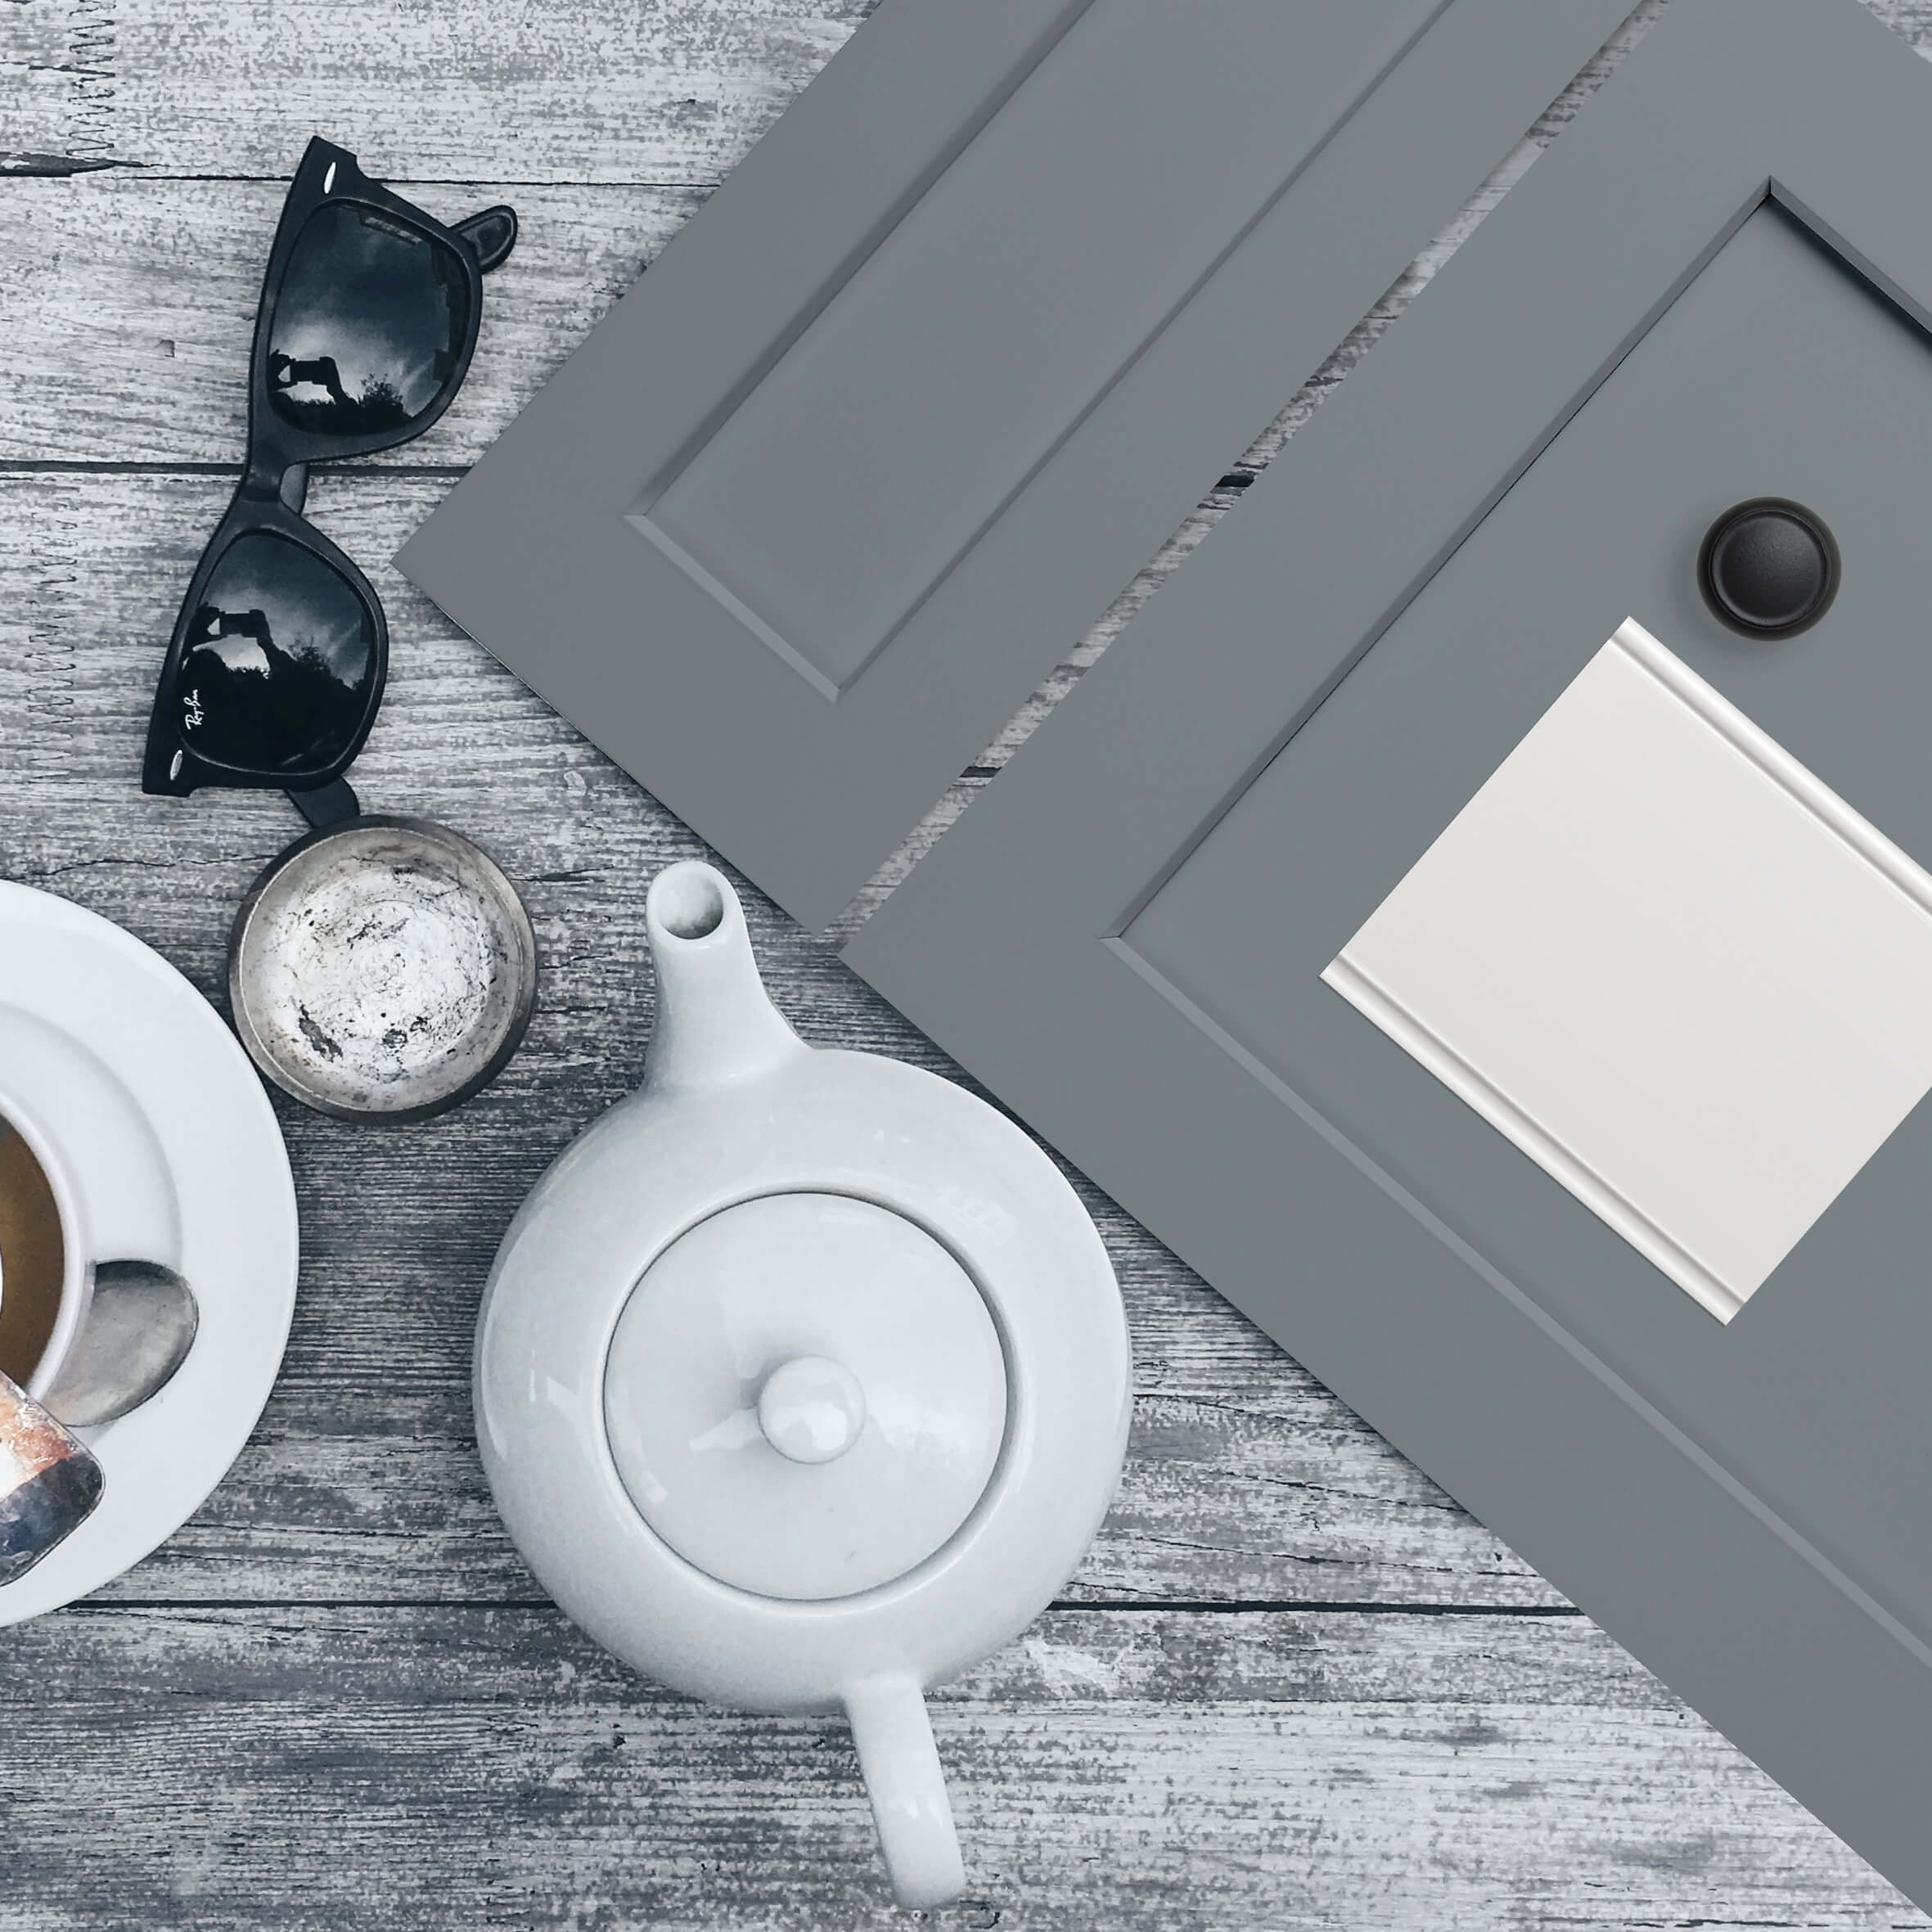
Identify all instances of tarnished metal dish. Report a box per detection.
[229,816,537,1123]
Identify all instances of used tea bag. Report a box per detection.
[0,1370,102,1585]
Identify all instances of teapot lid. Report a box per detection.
[603,1191,1007,1601]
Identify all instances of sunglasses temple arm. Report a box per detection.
[453,205,517,274]
[289,778,360,831]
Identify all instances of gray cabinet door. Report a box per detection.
[397,0,1633,930]
[848,0,1932,1906]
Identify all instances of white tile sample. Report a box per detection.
[1325,618,1932,1322]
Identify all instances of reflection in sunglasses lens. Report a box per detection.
[267,201,470,440]
[178,531,377,776]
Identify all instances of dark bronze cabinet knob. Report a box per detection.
[1698,498,1839,638]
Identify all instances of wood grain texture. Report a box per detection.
[0,1607,1907,1931]
[0,178,697,466]
[1,0,876,183]
[2,0,1929,1922]
[5,0,1927,188]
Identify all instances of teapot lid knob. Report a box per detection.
[602,1193,1008,1601]
[757,1354,866,1464]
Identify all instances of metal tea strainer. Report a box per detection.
[228,815,538,1123]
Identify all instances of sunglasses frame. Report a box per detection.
[142,137,502,801]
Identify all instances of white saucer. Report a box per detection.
[0,882,299,1623]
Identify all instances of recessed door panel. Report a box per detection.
[636,1,1443,696]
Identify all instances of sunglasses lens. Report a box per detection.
[177,531,377,776]
[267,201,471,440]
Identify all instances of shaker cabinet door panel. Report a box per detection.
[1124,201,1932,1605]
[397,0,1633,929]
[847,1,1932,1908]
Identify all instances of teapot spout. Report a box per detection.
[643,862,804,1092]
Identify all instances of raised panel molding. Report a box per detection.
[628,2,1451,699]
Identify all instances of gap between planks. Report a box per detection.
[49,1597,1587,1618]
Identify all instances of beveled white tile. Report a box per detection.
[1326,618,1932,1321]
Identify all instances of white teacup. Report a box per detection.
[0,1005,195,1426]
[0,1115,70,1393]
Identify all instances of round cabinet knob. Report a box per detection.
[758,1354,867,1463]
[1698,498,1839,639]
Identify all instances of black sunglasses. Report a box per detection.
[142,137,516,826]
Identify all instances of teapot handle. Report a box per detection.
[843,1673,965,1909]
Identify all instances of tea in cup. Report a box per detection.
[0,1120,67,1391]
[0,1119,101,1583]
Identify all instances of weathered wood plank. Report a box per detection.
[0,12,1659,471]
[1,0,873,184]
[0,0,112,169]
[2,468,1558,1609]
[92,1353,1552,1609]
[10,10,1932,471]
[7,0,1930,189]
[0,4,1731,475]
[0,1605,1911,1929]
[0,178,698,467]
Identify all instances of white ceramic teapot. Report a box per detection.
[477,862,1131,1907]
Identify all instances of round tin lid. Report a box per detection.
[227,816,538,1124]
[603,1191,1007,1601]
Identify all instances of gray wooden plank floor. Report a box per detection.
[3,1,1930,1925]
